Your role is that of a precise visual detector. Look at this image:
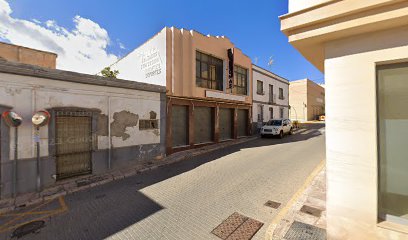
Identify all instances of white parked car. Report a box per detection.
[261,119,293,138]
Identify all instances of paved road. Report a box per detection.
[1,123,325,240]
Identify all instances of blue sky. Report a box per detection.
[2,0,324,83]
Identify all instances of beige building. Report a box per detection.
[281,0,408,239]
[111,27,252,154]
[0,42,57,68]
[289,79,325,121]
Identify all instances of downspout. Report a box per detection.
[108,96,111,169]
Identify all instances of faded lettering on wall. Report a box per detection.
[140,48,162,79]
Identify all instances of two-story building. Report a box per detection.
[252,65,289,133]
[110,27,253,154]
[289,79,325,122]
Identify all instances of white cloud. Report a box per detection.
[0,0,118,74]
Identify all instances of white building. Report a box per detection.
[0,60,166,197]
[252,65,289,133]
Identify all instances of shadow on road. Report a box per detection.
[8,123,325,240]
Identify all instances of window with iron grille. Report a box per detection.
[196,51,224,90]
[234,65,248,95]
[279,88,284,100]
[257,80,263,95]
[139,119,159,130]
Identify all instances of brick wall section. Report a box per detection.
[0,42,57,69]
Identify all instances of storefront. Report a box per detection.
[111,27,253,154]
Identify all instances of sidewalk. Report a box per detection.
[266,164,326,240]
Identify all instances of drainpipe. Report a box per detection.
[108,96,112,169]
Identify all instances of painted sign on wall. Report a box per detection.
[111,29,167,86]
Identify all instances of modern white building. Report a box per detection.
[252,65,289,133]
[281,0,408,238]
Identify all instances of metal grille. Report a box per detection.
[56,112,92,180]
[284,221,326,240]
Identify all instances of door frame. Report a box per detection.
[48,107,100,180]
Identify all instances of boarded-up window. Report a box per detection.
[139,120,159,130]
[219,108,233,140]
[172,105,188,147]
[194,107,214,144]
[237,109,248,137]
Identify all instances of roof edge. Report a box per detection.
[0,60,166,93]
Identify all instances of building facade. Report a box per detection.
[289,79,325,122]
[0,60,165,198]
[252,65,289,133]
[111,27,252,154]
[281,0,408,239]
[0,42,57,69]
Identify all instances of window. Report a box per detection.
[377,63,408,225]
[257,80,264,95]
[139,120,159,130]
[279,88,284,100]
[280,108,284,119]
[233,65,248,95]
[269,107,273,119]
[269,85,274,103]
[257,105,263,122]
[196,51,223,90]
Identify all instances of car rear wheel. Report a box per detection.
[279,131,284,139]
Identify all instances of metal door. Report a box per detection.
[237,109,248,137]
[55,111,92,180]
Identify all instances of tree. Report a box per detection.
[101,67,119,78]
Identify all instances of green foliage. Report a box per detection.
[101,67,119,78]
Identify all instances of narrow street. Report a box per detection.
[0,123,325,240]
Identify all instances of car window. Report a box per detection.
[267,120,282,126]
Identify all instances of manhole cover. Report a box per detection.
[300,205,322,217]
[11,220,45,238]
[211,212,263,240]
[264,200,281,209]
[284,221,326,240]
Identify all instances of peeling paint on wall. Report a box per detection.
[97,114,109,136]
[111,111,139,140]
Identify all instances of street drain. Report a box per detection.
[284,221,326,240]
[264,200,281,209]
[11,220,45,238]
[300,205,322,217]
[211,212,263,240]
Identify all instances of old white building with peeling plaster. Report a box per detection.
[0,60,166,198]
